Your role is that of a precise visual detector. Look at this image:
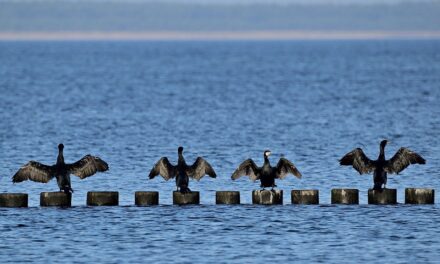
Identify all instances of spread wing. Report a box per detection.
[275,158,302,179]
[12,161,55,183]
[187,157,217,181]
[149,157,177,181]
[384,147,426,174]
[67,155,109,179]
[231,159,260,181]
[339,148,376,174]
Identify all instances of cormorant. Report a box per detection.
[149,146,216,193]
[12,144,109,193]
[339,140,426,191]
[231,150,302,189]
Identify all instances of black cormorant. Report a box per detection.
[149,146,216,193]
[231,150,302,189]
[12,144,109,193]
[339,140,426,191]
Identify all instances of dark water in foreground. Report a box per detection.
[0,40,439,263]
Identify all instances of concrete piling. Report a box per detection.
[291,190,319,205]
[1,188,436,207]
[87,191,119,206]
[135,191,159,206]
[368,189,397,204]
[0,193,28,207]
[173,191,200,205]
[216,191,240,204]
[252,190,283,205]
[40,192,72,207]
[331,189,359,204]
[405,188,434,204]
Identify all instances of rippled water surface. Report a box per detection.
[0,40,439,263]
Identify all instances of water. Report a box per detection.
[0,40,439,262]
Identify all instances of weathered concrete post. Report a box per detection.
[405,188,434,204]
[331,189,359,204]
[252,190,283,205]
[40,192,71,207]
[87,191,119,206]
[135,191,159,206]
[368,189,397,204]
[291,190,319,205]
[216,191,240,204]
[173,191,200,205]
[0,193,28,207]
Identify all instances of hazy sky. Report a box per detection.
[0,0,439,39]
[1,0,430,3]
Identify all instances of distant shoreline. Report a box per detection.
[1,31,440,41]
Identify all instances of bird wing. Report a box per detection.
[149,157,177,181]
[384,147,426,174]
[67,155,109,179]
[275,158,302,179]
[339,148,376,174]
[12,161,55,183]
[187,157,217,181]
[231,159,260,181]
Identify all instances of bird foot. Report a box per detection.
[180,187,191,194]
[61,187,74,194]
[373,186,384,192]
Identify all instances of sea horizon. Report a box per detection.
[1,30,440,41]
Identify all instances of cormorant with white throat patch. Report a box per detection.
[231,150,302,189]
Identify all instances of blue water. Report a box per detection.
[0,40,439,263]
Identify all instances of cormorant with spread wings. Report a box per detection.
[149,146,216,193]
[12,144,109,193]
[340,140,425,191]
[231,150,302,189]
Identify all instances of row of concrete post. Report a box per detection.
[0,188,434,207]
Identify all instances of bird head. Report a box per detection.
[58,143,64,150]
[380,140,388,148]
[264,150,272,158]
[178,146,184,153]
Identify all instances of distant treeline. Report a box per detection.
[1,0,440,31]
